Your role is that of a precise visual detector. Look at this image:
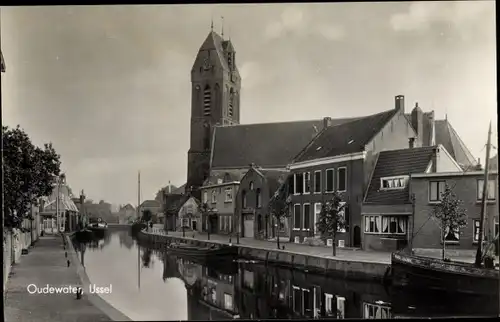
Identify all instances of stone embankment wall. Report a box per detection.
[137,231,390,282]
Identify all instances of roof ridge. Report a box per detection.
[380,145,437,154]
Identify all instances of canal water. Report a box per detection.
[73,228,498,320]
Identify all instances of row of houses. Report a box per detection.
[164,95,498,253]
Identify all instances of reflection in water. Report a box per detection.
[72,229,498,321]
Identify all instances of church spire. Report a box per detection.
[210,17,214,31]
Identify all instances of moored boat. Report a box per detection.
[391,251,499,296]
[168,243,239,262]
[87,217,108,232]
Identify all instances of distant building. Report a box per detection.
[40,183,79,233]
[118,204,136,224]
[139,199,162,223]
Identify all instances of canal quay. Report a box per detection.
[67,227,497,320]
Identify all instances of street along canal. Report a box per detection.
[72,228,498,320]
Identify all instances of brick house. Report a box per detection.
[288,96,419,247]
[362,145,463,251]
[177,196,203,232]
[200,171,243,235]
[410,170,499,253]
[235,165,289,239]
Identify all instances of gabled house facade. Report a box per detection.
[118,204,136,224]
[362,144,463,251]
[139,199,162,223]
[235,165,289,239]
[163,194,189,231]
[410,170,499,254]
[288,96,418,247]
[199,171,244,235]
[178,196,202,232]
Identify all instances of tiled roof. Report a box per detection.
[364,146,436,205]
[204,169,247,186]
[140,200,161,209]
[254,168,289,196]
[164,194,190,215]
[211,118,357,169]
[44,195,79,212]
[434,120,476,169]
[294,109,398,163]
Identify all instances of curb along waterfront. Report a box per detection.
[64,234,132,322]
[137,229,391,282]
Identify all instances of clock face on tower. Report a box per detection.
[203,58,212,71]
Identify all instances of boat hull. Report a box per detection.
[168,245,239,263]
[391,252,499,297]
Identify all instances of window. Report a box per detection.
[337,167,347,192]
[225,188,233,202]
[182,218,188,227]
[301,288,310,316]
[256,188,262,208]
[211,190,217,203]
[495,219,499,237]
[429,180,446,202]
[249,181,254,191]
[203,191,208,204]
[444,226,460,242]
[477,179,496,200]
[314,203,322,234]
[292,286,301,313]
[325,293,334,316]
[363,303,391,319]
[293,204,301,229]
[338,202,346,233]
[242,190,247,208]
[303,203,311,230]
[303,172,311,194]
[220,217,223,231]
[203,85,211,116]
[314,171,321,193]
[380,176,408,190]
[365,215,407,235]
[228,88,234,118]
[294,173,304,194]
[326,169,334,192]
[337,296,346,319]
[224,293,233,310]
[473,219,481,242]
[229,216,232,232]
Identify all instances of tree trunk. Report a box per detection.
[441,226,446,260]
[277,217,280,249]
[332,232,337,257]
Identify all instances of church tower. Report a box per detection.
[186,29,241,196]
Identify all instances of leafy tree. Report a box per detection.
[3,125,61,229]
[141,209,153,222]
[431,184,467,260]
[316,191,347,256]
[268,181,292,249]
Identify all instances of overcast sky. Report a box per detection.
[1,2,497,206]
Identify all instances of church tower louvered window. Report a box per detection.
[203,85,211,116]
[228,88,234,118]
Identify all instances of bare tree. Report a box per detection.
[268,183,292,249]
[431,184,467,260]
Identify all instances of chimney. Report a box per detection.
[428,111,435,146]
[411,102,423,146]
[395,95,405,112]
[323,117,332,129]
[409,137,415,149]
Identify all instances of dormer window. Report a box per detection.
[380,176,408,190]
[217,178,223,184]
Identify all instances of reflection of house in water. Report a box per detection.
[236,262,392,319]
[118,231,134,249]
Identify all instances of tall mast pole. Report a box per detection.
[137,170,141,290]
[475,122,492,267]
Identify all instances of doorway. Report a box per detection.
[353,226,361,248]
[192,220,197,231]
